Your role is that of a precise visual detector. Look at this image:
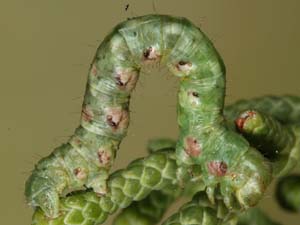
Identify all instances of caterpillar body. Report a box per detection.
[25,14,300,224]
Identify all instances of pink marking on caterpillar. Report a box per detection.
[97,149,111,166]
[207,161,228,177]
[184,137,201,157]
[73,168,87,180]
[105,107,129,131]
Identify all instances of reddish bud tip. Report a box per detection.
[235,111,256,131]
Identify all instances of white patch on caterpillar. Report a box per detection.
[184,136,202,157]
[142,44,162,70]
[188,91,201,106]
[176,60,193,72]
[162,23,183,36]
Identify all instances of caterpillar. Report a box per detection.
[25,14,300,225]
[29,96,300,224]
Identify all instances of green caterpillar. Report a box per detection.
[25,14,300,224]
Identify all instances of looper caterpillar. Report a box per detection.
[25,14,300,225]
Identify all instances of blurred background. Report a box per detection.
[0,0,299,224]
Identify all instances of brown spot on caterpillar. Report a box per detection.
[106,115,117,127]
[106,108,129,131]
[81,106,93,122]
[187,91,200,106]
[184,137,201,157]
[73,168,87,180]
[73,138,82,147]
[176,60,192,72]
[207,161,227,177]
[235,111,256,131]
[97,149,111,166]
[116,75,125,87]
[191,92,199,97]
[115,70,138,91]
[143,47,160,60]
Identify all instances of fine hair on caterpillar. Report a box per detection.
[25,14,300,225]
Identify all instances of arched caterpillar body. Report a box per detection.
[25,14,299,223]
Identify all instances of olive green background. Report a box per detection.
[1,0,299,224]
